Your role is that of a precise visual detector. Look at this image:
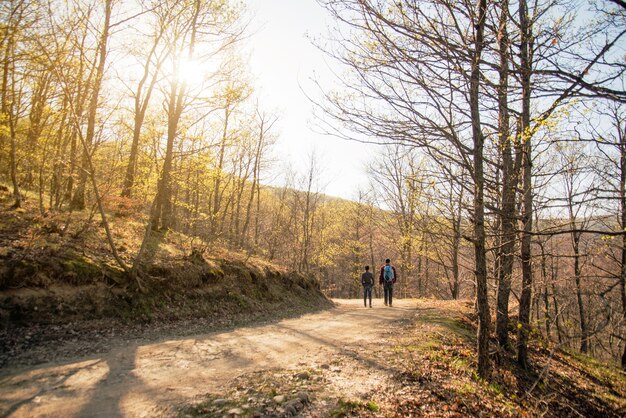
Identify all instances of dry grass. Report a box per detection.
[380,299,626,417]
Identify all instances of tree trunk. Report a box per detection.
[452,184,463,300]
[1,10,21,208]
[65,25,91,206]
[50,94,68,209]
[26,71,51,191]
[70,0,112,210]
[212,105,230,236]
[470,0,490,379]
[121,28,164,198]
[151,90,178,230]
[121,112,144,199]
[551,259,564,344]
[242,122,264,246]
[573,234,589,353]
[152,0,200,231]
[495,0,516,351]
[254,162,262,247]
[539,242,552,340]
[618,116,626,369]
[517,0,534,369]
[9,107,21,208]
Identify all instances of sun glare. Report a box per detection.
[175,59,205,87]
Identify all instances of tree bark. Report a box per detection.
[1,2,22,208]
[619,116,626,368]
[451,207,461,300]
[210,103,230,235]
[539,242,552,340]
[151,86,179,230]
[242,119,265,246]
[516,0,535,369]
[572,230,588,353]
[469,0,491,379]
[495,0,516,351]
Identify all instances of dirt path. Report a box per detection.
[0,299,417,417]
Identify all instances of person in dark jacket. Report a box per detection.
[379,259,397,306]
[361,265,374,308]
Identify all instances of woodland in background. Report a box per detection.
[1,0,625,380]
[313,0,626,377]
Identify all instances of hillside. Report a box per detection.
[1,190,626,417]
[0,189,332,369]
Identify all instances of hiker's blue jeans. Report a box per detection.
[384,282,393,305]
[363,285,372,306]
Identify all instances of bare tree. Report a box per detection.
[150,0,243,231]
[314,0,494,377]
[121,0,171,198]
[240,106,276,247]
[1,0,30,208]
[70,0,113,210]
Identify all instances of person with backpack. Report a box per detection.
[361,265,374,308]
[379,259,397,306]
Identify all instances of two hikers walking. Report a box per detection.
[361,258,397,307]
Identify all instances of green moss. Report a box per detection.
[327,399,364,417]
[455,382,477,396]
[450,356,471,373]
[61,256,98,275]
[489,381,504,396]
[365,400,379,412]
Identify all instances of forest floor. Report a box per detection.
[1,298,625,418]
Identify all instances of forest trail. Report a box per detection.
[0,299,417,417]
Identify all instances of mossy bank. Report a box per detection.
[0,250,332,368]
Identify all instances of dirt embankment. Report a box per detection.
[0,251,332,369]
[0,194,333,370]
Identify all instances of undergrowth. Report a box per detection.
[383,300,626,417]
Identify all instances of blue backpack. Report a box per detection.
[383,265,394,283]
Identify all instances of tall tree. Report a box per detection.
[240,106,276,247]
[121,1,170,198]
[70,0,113,210]
[468,0,491,378]
[494,0,519,351]
[1,0,29,208]
[516,0,535,369]
[150,0,242,231]
[316,0,494,377]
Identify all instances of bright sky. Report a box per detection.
[246,0,374,200]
